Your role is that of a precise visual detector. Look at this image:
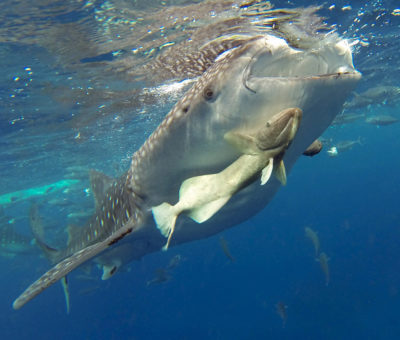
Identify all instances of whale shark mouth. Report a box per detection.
[244,35,357,81]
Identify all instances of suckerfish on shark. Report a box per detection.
[219,236,235,263]
[153,107,302,249]
[13,11,361,310]
[305,226,320,257]
[317,252,330,286]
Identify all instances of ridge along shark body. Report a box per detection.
[13,32,361,310]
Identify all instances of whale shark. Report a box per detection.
[13,24,361,309]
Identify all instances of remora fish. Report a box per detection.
[13,29,360,309]
[365,115,399,126]
[330,112,366,126]
[344,85,400,109]
[275,301,288,328]
[219,236,235,263]
[146,268,171,287]
[317,252,330,286]
[305,226,320,257]
[335,138,363,152]
[302,139,323,157]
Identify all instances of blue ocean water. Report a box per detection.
[0,0,399,339]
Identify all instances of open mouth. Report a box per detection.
[245,36,359,80]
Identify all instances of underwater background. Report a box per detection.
[1,0,400,339]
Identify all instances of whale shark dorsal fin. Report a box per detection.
[89,170,114,207]
[224,130,260,155]
[261,158,273,185]
[274,160,287,186]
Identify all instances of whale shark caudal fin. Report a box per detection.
[13,222,134,310]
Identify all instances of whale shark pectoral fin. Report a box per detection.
[187,195,232,223]
[261,158,273,185]
[60,276,70,314]
[152,203,177,238]
[152,203,178,251]
[274,159,287,186]
[224,130,259,155]
[179,172,233,223]
[13,223,134,310]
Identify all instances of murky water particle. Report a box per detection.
[10,117,24,125]
[392,9,400,16]
[24,67,31,71]
[342,5,352,11]
[13,76,20,82]
[83,1,94,9]
[329,5,335,10]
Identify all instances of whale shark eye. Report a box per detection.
[203,87,215,101]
